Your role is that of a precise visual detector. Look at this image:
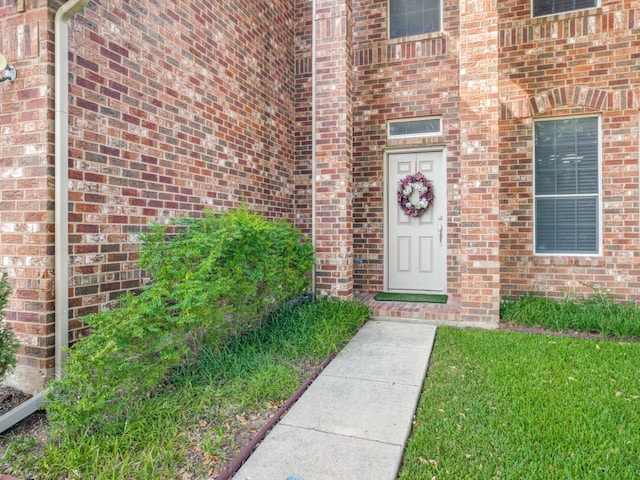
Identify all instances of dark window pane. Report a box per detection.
[390,0,441,39]
[533,0,596,17]
[534,117,599,254]
[577,198,598,251]
[535,197,598,254]
[389,118,441,137]
[577,168,598,194]
[536,169,556,196]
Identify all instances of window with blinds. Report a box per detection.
[389,0,441,39]
[532,0,597,17]
[534,117,600,254]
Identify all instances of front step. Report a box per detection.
[355,293,498,329]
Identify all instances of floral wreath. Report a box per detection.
[397,172,434,217]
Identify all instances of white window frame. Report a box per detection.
[533,115,602,256]
[387,0,443,40]
[531,0,599,18]
[387,117,442,139]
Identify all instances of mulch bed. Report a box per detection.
[0,388,31,417]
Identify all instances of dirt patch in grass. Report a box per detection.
[0,388,31,417]
[180,403,283,479]
[499,323,640,342]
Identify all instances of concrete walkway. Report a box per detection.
[232,320,437,480]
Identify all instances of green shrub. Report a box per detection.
[46,208,314,436]
[0,272,19,383]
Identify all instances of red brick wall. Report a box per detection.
[1,0,297,392]
[312,0,354,297]
[498,1,640,301]
[295,0,357,298]
[293,0,314,239]
[296,0,501,321]
[458,0,501,323]
[0,1,55,393]
[65,0,297,333]
[350,0,462,297]
[6,0,640,394]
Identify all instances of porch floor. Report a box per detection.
[355,292,463,325]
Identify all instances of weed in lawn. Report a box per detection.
[399,327,640,480]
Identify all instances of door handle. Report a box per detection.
[437,224,443,247]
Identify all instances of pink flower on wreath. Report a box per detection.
[397,172,434,217]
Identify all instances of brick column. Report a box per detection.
[313,0,354,297]
[458,0,501,323]
[0,3,55,393]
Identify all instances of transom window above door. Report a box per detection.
[389,0,441,39]
[534,116,601,255]
[533,0,597,17]
[388,117,442,138]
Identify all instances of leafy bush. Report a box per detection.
[500,284,640,338]
[0,272,19,383]
[5,298,369,479]
[46,208,314,436]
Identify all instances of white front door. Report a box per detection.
[386,150,447,293]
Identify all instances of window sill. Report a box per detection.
[532,254,604,268]
[386,30,444,45]
[386,136,446,149]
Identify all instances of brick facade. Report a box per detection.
[1,0,639,393]
[458,0,501,323]
[498,1,640,301]
[2,0,297,392]
[312,0,354,297]
[351,0,461,297]
[1,1,55,393]
[65,0,297,326]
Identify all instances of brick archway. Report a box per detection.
[501,86,640,120]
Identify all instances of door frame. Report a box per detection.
[383,146,448,293]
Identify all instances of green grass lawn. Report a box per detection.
[1,298,369,479]
[501,287,640,338]
[399,327,640,479]
[4,295,640,479]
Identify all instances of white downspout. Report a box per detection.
[0,0,89,435]
[311,0,317,294]
[55,0,89,379]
